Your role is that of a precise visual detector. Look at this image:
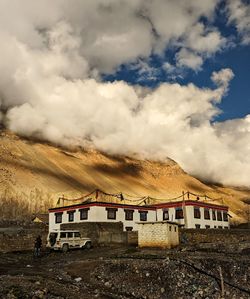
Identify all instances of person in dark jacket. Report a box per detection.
[34,235,42,257]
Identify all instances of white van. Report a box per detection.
[47,230,92,252]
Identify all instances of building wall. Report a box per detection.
[185,206,229,229]
[138,222,179,249]
[61,222,125,245]
[0,224,48,253]
[49,205,156,232]
[156,207,185,225]
[180,229,250,244]
[155,205,229,229]
[61,222,138,246]
[49,201,229,231]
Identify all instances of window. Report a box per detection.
[74,232,81,238]
[217,211,222,221]
[67,210,75,222]
[125,227,133,231]
[174,227,177,232]
[194,207,201,219]
[175,208,184,219]
[214,226,217,228]
[163,209,169,220]
[204,209,210,220]
[195,224,201,229]
[68,232,73,238]
[60,232,66,238]
[55,212,63,224]
[212,210,216,220]
[205,225,210,229]
[223,212,228,222]
[79,208,89,220]
[218,226,222,229]
[169,225,172,231]
[106,208,117,220]
[139,211,148,221]
[124,209,134,221]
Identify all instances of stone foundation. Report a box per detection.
[180,228,250,244]
[0,224,48,253]
[61,222,137,246]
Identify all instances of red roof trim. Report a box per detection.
[153,200,228,211]
[49,200,228,213]
[49,202,156,213]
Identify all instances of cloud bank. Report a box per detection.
[0,0,250,187]
[227,0,250,45]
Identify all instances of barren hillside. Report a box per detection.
[0,130,249,222]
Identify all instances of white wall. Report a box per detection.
[49,212,57,231]
[185,206,229,228]
[49,205,156,232]
[49,203,229,232]
[155,205,229,229]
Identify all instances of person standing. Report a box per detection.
[34,235,42,257]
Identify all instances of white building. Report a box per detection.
[49,202,156,232]
[138,221,179,249]
[48,199,229,232]
[154,200,230,229]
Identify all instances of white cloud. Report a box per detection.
[174,22,225,72]
[211,68,235,95]
[184,23,225,54]
[176,49,203,70]
[227,0,250,44]
[162,62,184,81]
[163,62,176,73]
[145,0,219,52]
[0,0,224,74]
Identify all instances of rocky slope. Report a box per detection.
[0,130,249,221]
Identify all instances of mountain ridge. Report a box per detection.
[0,130,249,222]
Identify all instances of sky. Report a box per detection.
[105,42,250,121]
[0,0,249,187]
[104,1,250,122]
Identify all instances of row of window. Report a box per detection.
[54,206,228,224]
[193,207,228,221]
[163,207,228,221]
[55,208,149,224]
[162,208,183,220]
[59,232,80,238]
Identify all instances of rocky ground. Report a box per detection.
[0,246,249,299]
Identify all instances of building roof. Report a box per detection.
[32,213,49,224]
[152,200,228,211]
[49,201,156,213]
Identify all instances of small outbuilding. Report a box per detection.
[137,221,179,249]
[32,213,49,225]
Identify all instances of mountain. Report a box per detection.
[0,130,249,222]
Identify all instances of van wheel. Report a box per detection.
[84,242,92,249]
[62,244,69,253]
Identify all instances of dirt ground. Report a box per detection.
[0,246,249,299]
